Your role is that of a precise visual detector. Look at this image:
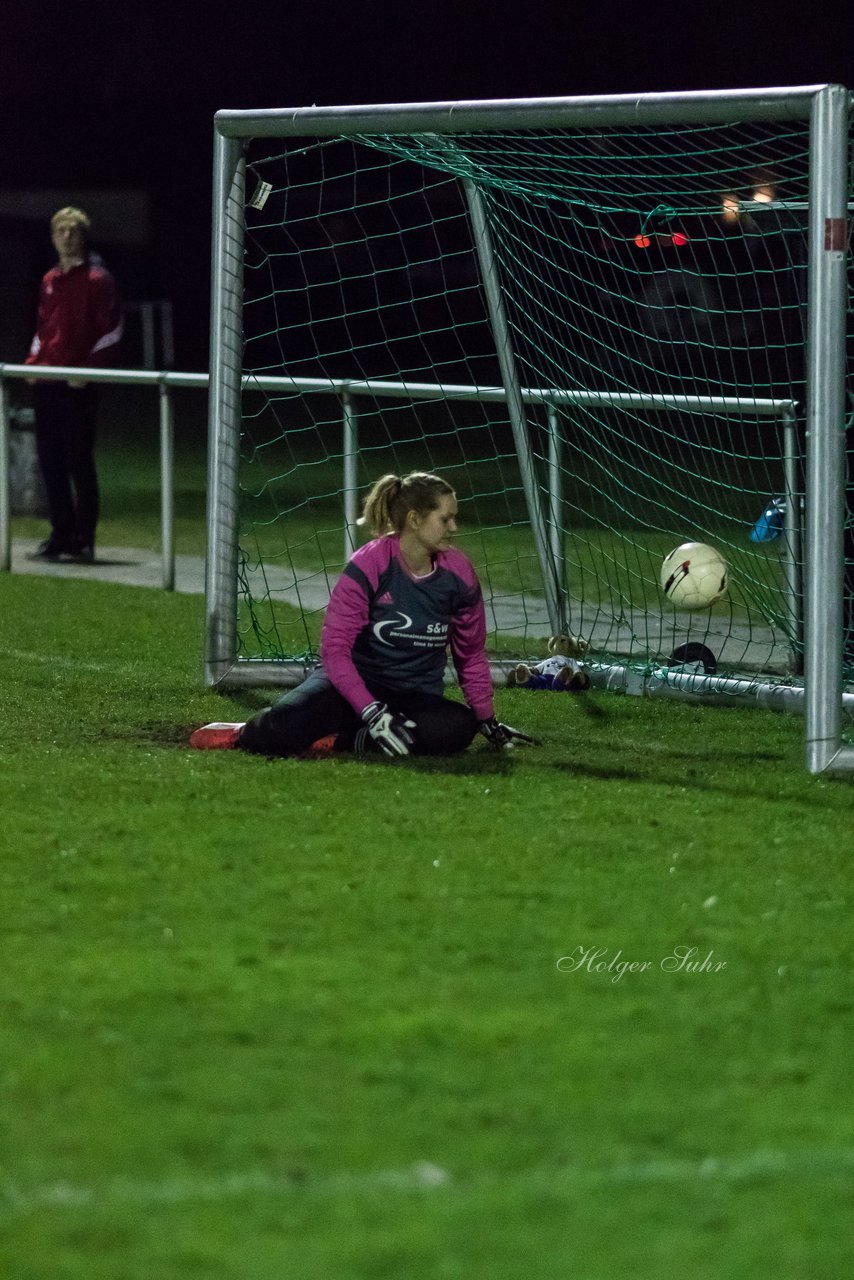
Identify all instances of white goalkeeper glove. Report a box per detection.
[361,701,416,757]
[478,715,539,751]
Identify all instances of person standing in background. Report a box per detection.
[26,206,123,562]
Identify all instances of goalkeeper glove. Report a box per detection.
[361,701,416,757]
[478,715,539,750]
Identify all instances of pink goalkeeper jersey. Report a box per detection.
[321,533,495,722]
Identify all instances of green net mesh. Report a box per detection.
[236,118,853,680]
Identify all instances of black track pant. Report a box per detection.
[239,670,479,758]
[33,381,101,550]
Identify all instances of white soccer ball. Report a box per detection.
[660,542,728,609]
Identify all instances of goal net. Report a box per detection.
[207,89,852,771]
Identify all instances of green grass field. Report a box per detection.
[2,562,853,1280]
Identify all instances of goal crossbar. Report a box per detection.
[214,85,833,137]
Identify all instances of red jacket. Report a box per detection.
[26,258,123,368]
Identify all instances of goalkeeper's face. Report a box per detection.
[411,493,459,555]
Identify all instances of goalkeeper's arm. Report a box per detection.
[447,566,537,750]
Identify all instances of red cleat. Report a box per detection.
[303,734,339,759]
[189,722,245,750]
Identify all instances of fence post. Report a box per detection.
[0,377,9,572]
[547,403,565,608]
[159,379,175,590]
[781,404,802,672]
[342,388,358,561]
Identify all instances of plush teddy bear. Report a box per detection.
[510,633,591,692]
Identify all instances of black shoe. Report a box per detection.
[668,642,717,674]
[27,538,69,562]
[70,544,95,564]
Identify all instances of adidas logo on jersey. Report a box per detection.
[377,592,394,605]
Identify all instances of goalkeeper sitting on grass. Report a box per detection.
[193,471,534,758]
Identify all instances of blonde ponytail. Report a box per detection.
[358,474,402,536]
[358,471,454,537]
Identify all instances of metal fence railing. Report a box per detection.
[0,362,208,590]
[0,363,798,614]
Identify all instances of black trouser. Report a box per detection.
[239,669,479,757]
[33,381,101,550]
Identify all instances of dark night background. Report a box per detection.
[0,0,851,372]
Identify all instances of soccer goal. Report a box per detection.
[206,86,852,774]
